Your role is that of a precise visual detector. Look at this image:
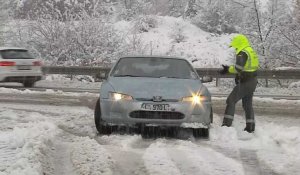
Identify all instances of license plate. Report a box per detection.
[18,65,31,70]
[141,104,170,111]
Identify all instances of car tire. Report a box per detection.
[23,81,35,88]
[141,126,158,139]
[94,98,112,135]
[193,128,209,138]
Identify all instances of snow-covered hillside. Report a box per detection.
[115,16,235,68]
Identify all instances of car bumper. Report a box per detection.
[100,99,212,128]
[0,72,44,82]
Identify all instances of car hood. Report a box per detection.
[108,77,204,100]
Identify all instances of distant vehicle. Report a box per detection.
[94,56,213,138]
[0,47,43,87]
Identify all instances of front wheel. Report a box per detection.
[193,128,209,138]
[94,99,112,135]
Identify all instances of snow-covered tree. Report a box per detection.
[117,0,154,21]
[10,0,115,21]
[191,0,241,34]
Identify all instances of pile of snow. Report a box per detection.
[114,16,235,68]
[0,87,97,97]
[71,137,114,175]
[0,121,58,175]
[45,74,95,83]
[274,66,300,70]
[36,74,101,90]
[210,114,300,175]
[289,81,300,88]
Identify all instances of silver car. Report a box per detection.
[0,47,43,87]
[94,56,213,138]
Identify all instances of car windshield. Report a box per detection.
[0,49,34,59]
[111,57,198,79]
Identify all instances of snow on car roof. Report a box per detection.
[0,47,28,51]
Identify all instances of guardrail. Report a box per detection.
[42,66,300,79]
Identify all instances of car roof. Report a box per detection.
[0,47,28,51]
[120,55,187,60]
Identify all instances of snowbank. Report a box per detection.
[210,114,300,175]
[0,121,58,175]
[274,67,300,70]
[71,137,114,175]
[289,81,300,88]
[0,87,97,97]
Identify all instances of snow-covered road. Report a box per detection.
[0,91,300,175]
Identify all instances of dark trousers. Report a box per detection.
[222,77,257,132]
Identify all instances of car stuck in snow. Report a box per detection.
[94,56,213,138]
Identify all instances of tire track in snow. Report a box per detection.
[143,141,182,175]
[52,141,77,175]
[211,114,282,175]
[169,141,244,175]
[240,149,282,175]
[57,125,148,175]
[167,149,205,175]
[94,135,149,175]
[106,147,148,175]
[0,142,20,172]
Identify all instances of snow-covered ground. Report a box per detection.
[0,90,299,175]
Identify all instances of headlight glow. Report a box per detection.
[182,95,205,104]
[109,92,133,101]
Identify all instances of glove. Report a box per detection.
[219,65,229,75]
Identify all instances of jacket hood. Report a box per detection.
[107,77,205,100]
[230,34,250,54]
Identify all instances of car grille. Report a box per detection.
[135,98,179,102]
[129,111,185,120]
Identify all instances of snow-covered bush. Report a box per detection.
[5,14,126,66]
[117,0,154,21]
[10,0,114,21]
[169,22,186,43]
[133,15,157,33]
[191,0,238,34]
[289,81,300,89]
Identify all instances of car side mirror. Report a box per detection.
[201,76,213,83]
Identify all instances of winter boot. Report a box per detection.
[244,123,255,133]
[222,117,233,127]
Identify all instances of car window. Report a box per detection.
[0,49,34,59]
[111,57,198,79]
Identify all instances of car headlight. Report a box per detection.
[109,92,133,101]
[182,95,205,104]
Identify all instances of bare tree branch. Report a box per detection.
[253,0,263,42]
[253,0,265,56]
[279,29,300,52]
[264,0,276,41]
[230,0,248,8]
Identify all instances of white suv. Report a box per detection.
[0,47,43,87]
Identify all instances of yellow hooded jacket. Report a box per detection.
[228,34,259,74]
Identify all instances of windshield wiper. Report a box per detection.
[113,74,142,77]
[159,76,191,79]
[160,76,179,79]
